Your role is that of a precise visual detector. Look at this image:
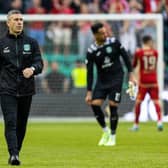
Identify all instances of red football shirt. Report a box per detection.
[133,48,158,84]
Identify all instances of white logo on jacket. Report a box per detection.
[96,51,101,57]
[23,51,32,54]
[24,44,31,51]
[3,47,10,53]
[102,56,113,68]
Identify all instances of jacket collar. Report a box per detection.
[7,31,24,39]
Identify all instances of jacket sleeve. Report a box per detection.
[132,51,138,68]
[31,39,43,75]
[86,51,94,91]
[117,40,133,73]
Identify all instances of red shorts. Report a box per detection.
[137,85,159,101]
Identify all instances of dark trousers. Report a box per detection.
[0,94,32,155]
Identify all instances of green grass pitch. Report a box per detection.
[0,122,168,168]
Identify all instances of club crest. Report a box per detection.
[24,44,30,51]
[106,46,112,53]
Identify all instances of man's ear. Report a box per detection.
[6,20,10,27]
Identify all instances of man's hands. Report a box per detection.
[127,72,138,100]
[22,67,34,78]
[126,81,138,100]
[85,91,92,105]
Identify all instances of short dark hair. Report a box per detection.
[91,22,104,34]
[142,35,152,44]
[7,9,22,20]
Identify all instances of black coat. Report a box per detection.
[0,32,43,96]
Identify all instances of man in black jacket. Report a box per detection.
[0,10,43,165]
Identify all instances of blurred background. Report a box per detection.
[0,0,168,120]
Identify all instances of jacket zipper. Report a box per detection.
[15,38,20,96]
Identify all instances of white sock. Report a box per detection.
[103,126,109,132]
[133,123,139,128]
[157,120,163,126]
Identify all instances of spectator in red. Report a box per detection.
[104,0,130,13]
[48,0,74,55]
[77,3,93,58]
[59,0,74,14]
[143,0,162,13]
[26,0,46,51]
[49,0,61,14]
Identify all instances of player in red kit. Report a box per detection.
[131,35,163,131]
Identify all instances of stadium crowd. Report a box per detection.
[0,0,168,92]
[0,0,167,14]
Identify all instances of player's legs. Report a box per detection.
[91,89,110,146]
[153,100,163,131]
[103,101,118,146]
[149,87,163,131]
[91,99,106,129]
[131,86,146,131]
[109,101,119,135]
[152,100,162,122]
[91,99,111,146]
[105,85,122,146]
[1,95,19,156]
[0,95,20,165]
[17,96,32,152]
[132,99,141,131]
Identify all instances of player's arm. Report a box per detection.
[118,41,132,72]
[85,51,94,105]
[133,49,142,83]
[117,40,136,83]
[31,39,43,75]
[132,49,139,69]
[23,40,43,78]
